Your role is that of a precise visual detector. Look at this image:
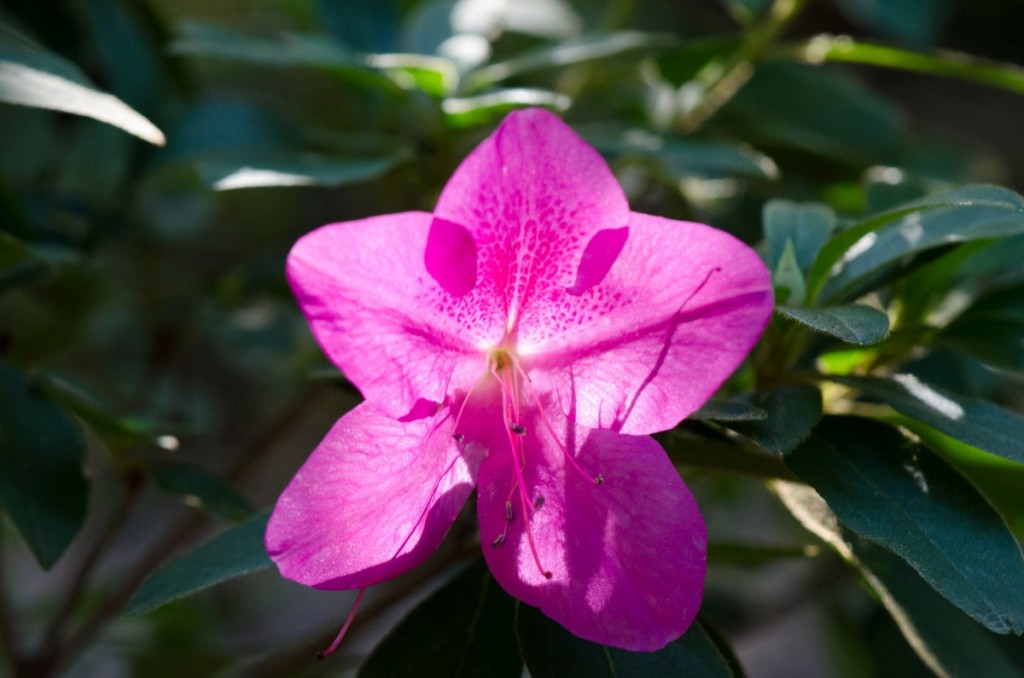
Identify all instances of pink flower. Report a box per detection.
[266,109,773,652]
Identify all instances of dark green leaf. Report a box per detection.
[721,62,901,162]
[171,21,358,69]
[317,0,400,52]
[775,305,889,345]
[657,37,742,86]
[829,0,953,45]
[776,481,1022,676]
[360,559,521,678]
[517,604,739,678]
[763,200,836,271]
[198,152,406,191]
[151,463,255,521]
[833,374,1024,464]
[938,285,1024,371]
[771,241,806,305]
[0,19,164,144]
[0,362,88,569]
[588,128,777,180]
[690,399,767,422]
[814,185,1024,303]
[0,231,48,292]
[785,417,1024,634]
[727,384,822,455]
[126,511,272,616]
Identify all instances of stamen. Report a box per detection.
[505,500,513,522]
[511,424,526,435]
[510,357,604,486]
[491,534,505,548]
[534,495,545,510]
[452,433,464,443]
[316,587,367,661]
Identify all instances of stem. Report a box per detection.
[38,473,142,655]
[677,0,809,133]
[0,535,19,666]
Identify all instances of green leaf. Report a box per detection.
[727,384,822,455]
[811,185,1024,303]
[171,21,358,69]
[317,0,400,52]
[360,559,522,678]
[690,398,767,422]
[126,511,272,616]
[587,128,777,180]
[0,362,88,569]
[780,36,1024,95]
[938,285,1024,371]
[771,241,806,305]
[785,417,1024,634]
[775,305,889,345]
[467,32,678,91]
[441,89,570,129]
[763,200,836,272]
[775,481,1022,676]
[721,61,901,162]
[151,463,255,521]
[517,604,740,678]
[829,0,953,45]
[0,231,48,292]
[198,152,406,191]
[832,374,1024,465]
[657,36,742,86]
[0,19,164,145]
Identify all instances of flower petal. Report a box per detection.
[265,401,482,590]
[525,212,774,434]
[434,109,630,332]
[288,211,501,418]
[475,400,706,651]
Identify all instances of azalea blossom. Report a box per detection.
[266,109,773,652]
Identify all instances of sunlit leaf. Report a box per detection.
[785,417,1024,634]
[360,559,521,678]
[776,304,889,345]
[442,89,570,128]
[467,32,678,91]
[833,374,1024,464]
[807,185,1024,303]
[0,19,164,144]
[126,511,272,616]
[0,362,88,569]
[198,152,406,191]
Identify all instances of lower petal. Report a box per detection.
[266,401,483,590]
[476,405,706,651]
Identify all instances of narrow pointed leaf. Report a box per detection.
[151,463,255,521]
[0,363,89,569]
[776,305,889,345]
[198,153,405,191]
[126,511,272,616]
[0,20,164,145]
[785,417,1024,634]
[764,200,836,271]
[833,374,1024,464]
[360,559,522,678]
[518,603,740,678]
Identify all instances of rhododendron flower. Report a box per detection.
[266,109,772,652]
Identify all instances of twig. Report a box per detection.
[678,0,809,133]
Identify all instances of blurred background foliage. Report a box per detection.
[2,0,1024,676]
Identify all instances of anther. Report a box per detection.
[491,534,506,548]
[505,501,513,522]
[534,495,545,510]
[452,433,464,443]
[594,474,604,485]
[511,423,526,435]
[542,570,552,579]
